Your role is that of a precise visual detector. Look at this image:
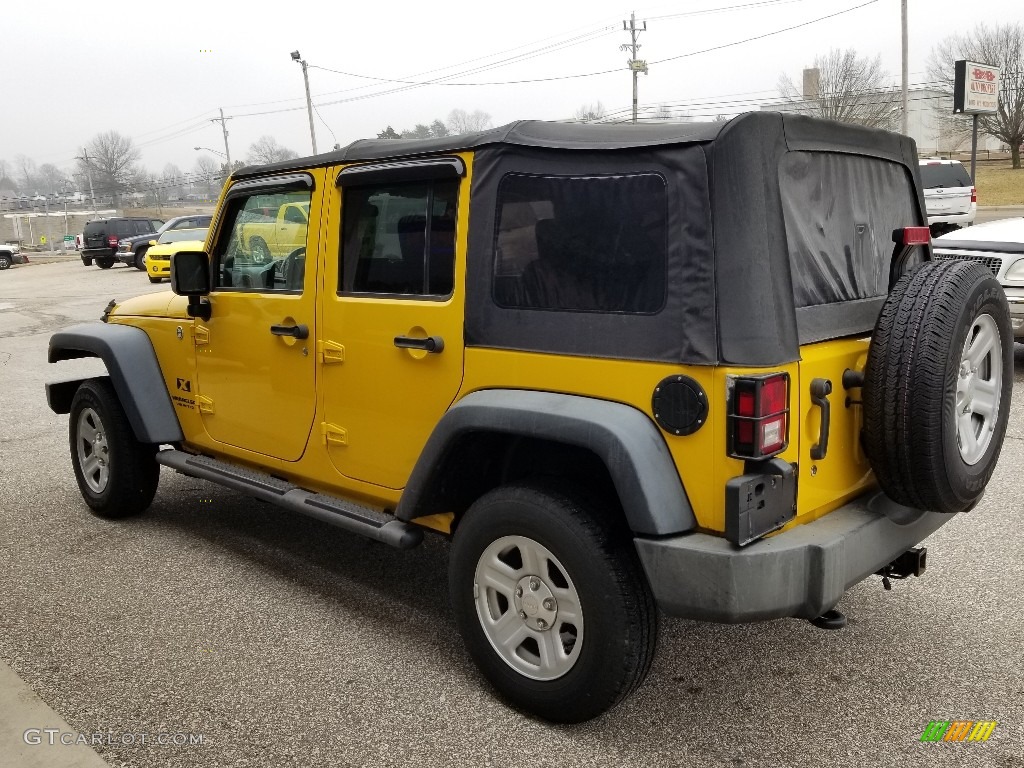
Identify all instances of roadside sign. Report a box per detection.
[954,60,1000,114]
[40,235,47,245]
[63,235,74,247]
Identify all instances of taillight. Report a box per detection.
[901,227,930,246]
[971,186,977,204]
[728,373,790,460]
[107,235,118,247]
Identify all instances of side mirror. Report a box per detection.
[170,250,212,321]
[149,240,157,246]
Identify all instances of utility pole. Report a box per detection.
[291,50,318,154]
[621,12,648,124]
[81,148,97,214]
[210,108,233,169]
[901,0,909,135]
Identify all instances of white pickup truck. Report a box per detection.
[0,243,28,270]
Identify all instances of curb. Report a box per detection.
[0,661,109,767]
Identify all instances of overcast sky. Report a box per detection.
[1,0,1019,182]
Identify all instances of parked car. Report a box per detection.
[933,216,1024,340]
[919,158,976,236]
[144,228,209,283]
[81,217,164,268]
[46,113,1013,723]
[116,215,213,270]
[0,242,29,269]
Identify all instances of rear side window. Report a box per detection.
[115,220,133,236]
[133,220,153,236]
[491,173,667,314]
[780,152,918,308]
[919,163,972,189]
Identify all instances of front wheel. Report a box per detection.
[69,379,159,518]
[148,276,161,283]
[0,254,10,270]
[134,248,148,270]
[449,483,657,723]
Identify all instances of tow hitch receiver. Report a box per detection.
[876,547,927,590]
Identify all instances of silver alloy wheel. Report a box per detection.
[955,313,1002,465]
[76,407,110,493]
[473,535,584,681]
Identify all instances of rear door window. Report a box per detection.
[919,163,972,189]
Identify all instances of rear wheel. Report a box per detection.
[96,257,115,269]
[69,379,159,518]
[449,483,657,723]
[863,260,1012,512]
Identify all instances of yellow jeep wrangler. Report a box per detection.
[47,112,1013,723]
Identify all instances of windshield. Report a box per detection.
[158,228,208,244]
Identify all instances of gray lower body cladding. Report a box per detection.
[634,491,949,622]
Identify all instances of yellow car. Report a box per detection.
[144,228,209,283]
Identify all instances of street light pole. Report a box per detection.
[291,50,318,155]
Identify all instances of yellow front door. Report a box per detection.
[194,174,324,461]
[319,160,469,489]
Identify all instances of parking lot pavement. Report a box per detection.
[2,262,1023,768]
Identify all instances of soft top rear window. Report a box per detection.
[780,151,918,309]
[919,162,972,189]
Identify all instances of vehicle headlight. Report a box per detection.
[1006,258,1024,281]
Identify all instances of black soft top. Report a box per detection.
[233,120,727,178]
[233,113,926,366]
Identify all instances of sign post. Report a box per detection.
[953,60,1000,186]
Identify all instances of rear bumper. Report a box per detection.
[926,210,975,226]
[634,492,952,623]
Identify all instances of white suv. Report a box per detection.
[919,158,976,235]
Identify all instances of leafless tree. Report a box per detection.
[447,109,493,134]
[574,101,606,122]
[78,131,141,205]
[777,49,899,130]
[15,154,38,193]
[927,23,1024,169]
[0,159,15,191]
[194,156,220,194]
[162,163,184,199]
[246,136,299,166]
[38,164,67,196]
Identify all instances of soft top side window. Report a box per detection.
[492,173,668,315]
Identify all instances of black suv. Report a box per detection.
[116,214,213,270]
[81,217,163,269]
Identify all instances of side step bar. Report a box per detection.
[155,450,423,549]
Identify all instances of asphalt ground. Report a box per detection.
[1,260,1022,768]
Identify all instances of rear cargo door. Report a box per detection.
[780,149,925,518]
[920,162,973,215]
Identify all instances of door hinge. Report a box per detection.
[318,340,345,364]
[197,395,214,414]
[321,422,348,446]
[193,325,210,345]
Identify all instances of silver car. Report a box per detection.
[933,217,1024,339]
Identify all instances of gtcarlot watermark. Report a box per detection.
[24,729,206,747]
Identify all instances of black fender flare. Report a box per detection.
[396,389,696,536]
[47,322,183,444]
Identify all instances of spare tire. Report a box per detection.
[863,260,1012,513]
